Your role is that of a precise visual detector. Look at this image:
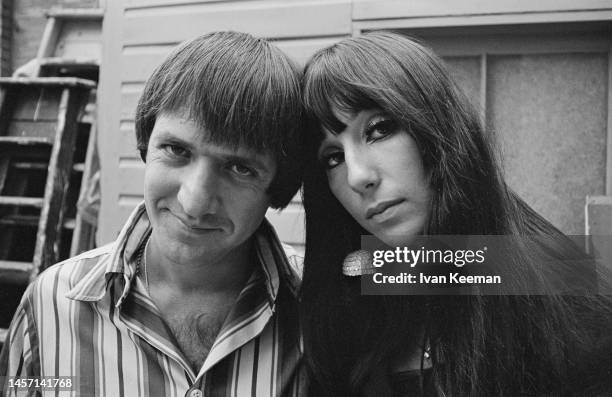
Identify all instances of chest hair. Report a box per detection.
[166,310,226,373]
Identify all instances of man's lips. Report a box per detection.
[172,212,225,231]
[365,199,405,220]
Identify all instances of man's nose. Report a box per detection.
[177,160,220,218]
[345,150,380,194]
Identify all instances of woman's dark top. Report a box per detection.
[362,368,434,397]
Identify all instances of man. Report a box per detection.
[0,31,305,396]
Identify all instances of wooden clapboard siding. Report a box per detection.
[125,0,250,9]
[352,0,612,21]
[100,0,612,246]
[97,0,125,242]
[121,45,174,83]
[119,83,141,121]
[117,194,142,224]
[98,0,351,244]
[120,36,343,85]
[118,121,139,160]
[117,160,143,196]
[123,1,350,45]
[273,37,344,66]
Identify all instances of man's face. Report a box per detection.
[144,112,276,265]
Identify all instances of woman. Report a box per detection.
[300,32,612,396]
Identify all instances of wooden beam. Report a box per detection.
[0,0,13,76]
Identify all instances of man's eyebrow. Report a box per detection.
[152,131,195,147]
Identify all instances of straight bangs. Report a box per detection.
[142,32,302,158]
[302,35,433,149]
[302,47,379,137]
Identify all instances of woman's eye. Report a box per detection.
[366,118,397,142]
[162,144,188,158]
[322,151,344,169]
[230,163,256,177]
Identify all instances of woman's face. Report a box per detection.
[318,107,432,246]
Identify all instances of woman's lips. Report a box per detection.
[366,198,405,220]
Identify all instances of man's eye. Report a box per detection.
[230,163,256,177]
[322,151,344,170]
[366,118,398,142]
[162,144,188,157]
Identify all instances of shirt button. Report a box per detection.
[187,389,202,397]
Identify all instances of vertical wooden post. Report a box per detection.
[0,0,12,76]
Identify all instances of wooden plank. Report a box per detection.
[37,12,60,60]
[353,11,612,33]
[7,121,58,140]
[118,196,142,226]
[0,136,53,145]
[353,0,612,21]
[11,161,46,170]
[0,196,44,208]
[0,0,13,77]
[0,260,32,285]
[586,195,612,234]
[118,163,144,196]
[97,0,124,243]
[480,54,487,126]
[120,85,142,121]
[64,218,75,230]
[70,122,98,256]
[0,156,8,193]
[0,214,38,226]
[0,77,95,88]
[54,20,102,60]
[392,31,612,57]
[33,85,90,277]
[121,36,346,83]
[607,47,612,195]
[119,122,140,160]
[121,46,174,83]
[0,214,77,230]
[123,0,351,45]
[126,0,225,9]
[0,165,29,260]
[585,196,612,293]
[47,8,104,20]
[0,85,14,134]
[11,86,61,121]
[39,58,99,68]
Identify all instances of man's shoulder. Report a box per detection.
[29,243,115,295]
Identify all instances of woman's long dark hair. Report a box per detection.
[300,32,612,396]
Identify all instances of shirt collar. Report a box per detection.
[66,202,301,306]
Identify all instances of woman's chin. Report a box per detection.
[375,233,419,248]
[371,223,425,247]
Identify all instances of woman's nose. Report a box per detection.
[345,151,380,194]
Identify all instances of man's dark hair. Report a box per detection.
[135,31,304,209]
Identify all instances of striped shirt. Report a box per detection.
[0,203,305,396]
